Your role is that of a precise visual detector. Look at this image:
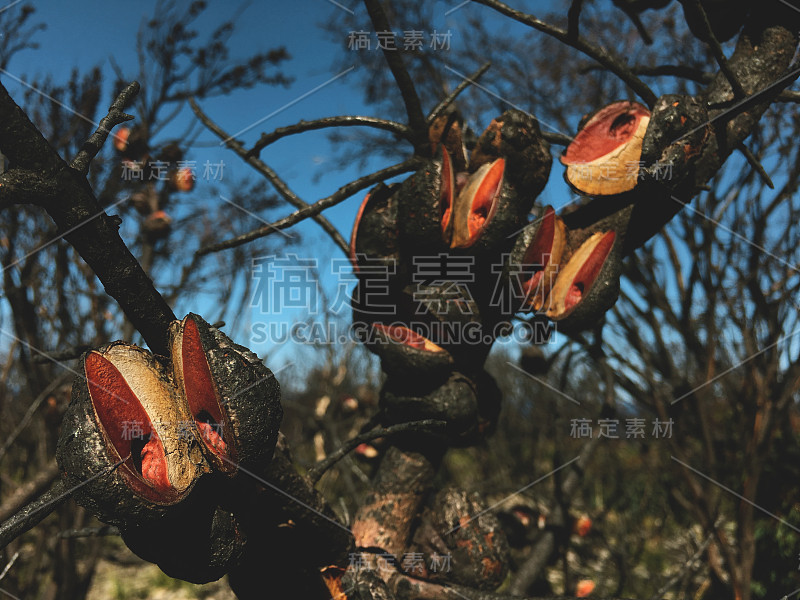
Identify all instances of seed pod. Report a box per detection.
[365,323,454,382]
[56,343,205,527]
[679,0,750,43]
[381,373,479,443]
[143,210,172,240]
[545,230,622,331]
[449,158,524,254]
[168,167,195,192]
[469,109,551,198]
[429,111,469,173]
[505,206,567,312]
[397,150,454,253]
[121,492,246,584]
[411,488,509,590]
[561,101,650,196]
[397,283,497,370]
[169,313,283,473]
[350,182,401,277]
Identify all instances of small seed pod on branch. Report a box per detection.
[410,488,509,590]
[56,343,206,527]
[168,167,195,192]
[168,313,283,473]
[561,101,650,196]
[544,229,622,331]
[398,282,496,370]
[469,109,552,198]
[364,323,454,382]
[120,496,247,584]
[381,373,479,444]
[350,182,402,278]
[504,206,567,313]
[143,210,172,240]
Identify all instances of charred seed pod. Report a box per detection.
[449,158,525,255]
[350,182,401,274]
[505,206,567,312]
[411,488,509,590]
[381,373,479,443]
[545,230,623,332]
[561,101,651,196]
[365,323,454,382]
[678,0,750,43]
[396,283,495,371]
[56,342,206,527]
[169,313,283,473]
[397,150,454,253]
[469,109,552,198]
[121,491,246,584]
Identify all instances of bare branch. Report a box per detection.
[308,420,446,484]
[427,61,492,124]
[246,116,412,159]
[688,0,747,98]
[470,0,659,107]
[363,0,428,151]
[196,156,420,256]
[70,81,138,175]
[190,97,352,255]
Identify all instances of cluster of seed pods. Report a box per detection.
[56,314,283,583]
[350,105,653,441]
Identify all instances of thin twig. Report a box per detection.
[363,0,428,151]
[470,0,658,107]
[308,419,446,484]
[0,455,128,548]
[189,97,351,255]
[196,157,420,256]
[0,374,69,464]
[427,61,492,124]
[689,0,747,98]
[0,552,18,582]
[71,82,138,175]
[648,529,715,600]
[737,143,774,189]
[567,0,585,40]
[57,525,120,539]
[246,116,411,159]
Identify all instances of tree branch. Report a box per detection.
[688,0,747,98]
[363,0,428,152]
[189,97,352,255]
[195,156,420,255]
[246,116,412,159]
[0,80,176,354]
[70,81,138,175]
[427,62,492,124]
[308,420,446,484]
[470,0,659,107]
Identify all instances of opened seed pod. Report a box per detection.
[561,101,650,196]
[365,323,454,382]
[410,488,509,591]
[397,282,498,369]
[381,372,479,443]
[121,491,246,584]
[169,313,283,473]
[505,206,566,312]
[350,183,401,273]
[449,158,526,254]
[545,230,622,331]
[56,342,205,527]
[469,109,551,197]
[397,150,454,252]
